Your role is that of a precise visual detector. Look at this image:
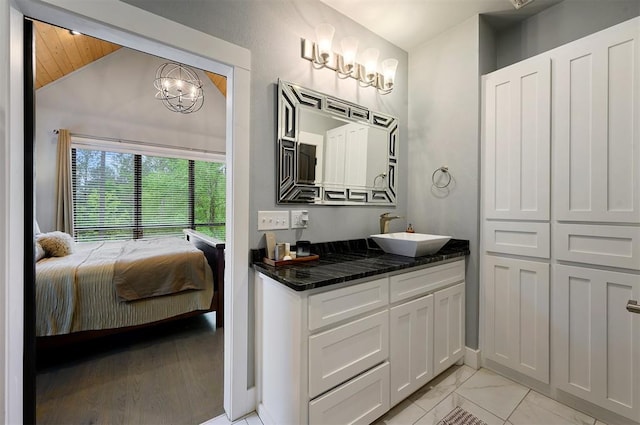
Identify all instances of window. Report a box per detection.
[72,147,225,242]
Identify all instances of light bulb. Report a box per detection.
[340,37,359,73]
[315,23,335,63]
[360,48,379,82]
[381,58,398,89]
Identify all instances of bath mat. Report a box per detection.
[436,406,489,425]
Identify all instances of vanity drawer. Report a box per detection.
[308,277,389,331]
[484,221,550,258]
[389,260,464,303]
[309,362,390,425]
[309,310,389,399]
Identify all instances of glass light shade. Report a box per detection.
[360,48,380,82]
[315,23,335,63]
[381,58,399,88]
[340,37,359,72]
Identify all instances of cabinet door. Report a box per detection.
[483,55,550,220]
[389,294,434,407]
[344,124,368,187]
[553,265,640,422]
[324,127,346,185]
[483,256,549,383]
[553,18,640,223]
[433,283,465,376]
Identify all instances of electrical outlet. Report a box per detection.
[291,209,309,229]
[257,211,289,230]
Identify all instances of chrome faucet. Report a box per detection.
[379,212,403,234]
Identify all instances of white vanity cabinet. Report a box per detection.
[256,258,465,425]
[387,260,465,406]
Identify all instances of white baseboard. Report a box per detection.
[464,347,481,370]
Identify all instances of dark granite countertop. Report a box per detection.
[252,238,470,292]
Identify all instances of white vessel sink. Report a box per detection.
[370,232,451,257]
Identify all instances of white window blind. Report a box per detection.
[72,147,225,242]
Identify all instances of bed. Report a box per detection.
[35,230,224,346]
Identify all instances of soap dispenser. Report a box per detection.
[406,223,415,233]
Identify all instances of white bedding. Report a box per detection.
[35,237,214,337]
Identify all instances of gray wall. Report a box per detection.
[407,15,483,349]
[125,0,410,249]
[496,0,640,68]
[35,48,226,233]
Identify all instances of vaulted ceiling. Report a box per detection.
[33,19,227,96]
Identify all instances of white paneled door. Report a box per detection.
[433,283,465,376]
[389,294,434,407]
[553,264,640,421]
[483,55,551,221]
[553,18,640,223]
[484,255,549,383]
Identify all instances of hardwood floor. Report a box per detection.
[36,312,224,425]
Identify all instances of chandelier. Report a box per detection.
[154,62,204,114]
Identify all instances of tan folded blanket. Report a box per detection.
[113,238,208,301]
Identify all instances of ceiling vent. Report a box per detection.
[509,0,535,9]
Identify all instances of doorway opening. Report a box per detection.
[28,19,228,424]
[14,2,253,422]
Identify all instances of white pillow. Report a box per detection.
[35,241,45,262]
[37,231,75,257]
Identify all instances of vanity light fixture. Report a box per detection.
[301,23,398,95]
[154,62,204,114]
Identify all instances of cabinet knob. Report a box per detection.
[627,300,640,314]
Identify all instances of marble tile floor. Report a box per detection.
[202,411,263,425]
[202,366,608,425]
[376,366,605,425]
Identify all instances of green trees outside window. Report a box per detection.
[72,147,225,242]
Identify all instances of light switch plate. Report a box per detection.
[257,210,289,230]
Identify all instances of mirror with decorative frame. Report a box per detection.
[277,80,398,205]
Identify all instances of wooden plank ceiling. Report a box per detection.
[33,20,226,97]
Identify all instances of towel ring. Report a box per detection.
[432,166,451,188]
[373,172,387,187]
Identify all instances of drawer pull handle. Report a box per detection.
[627,300,640,314]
